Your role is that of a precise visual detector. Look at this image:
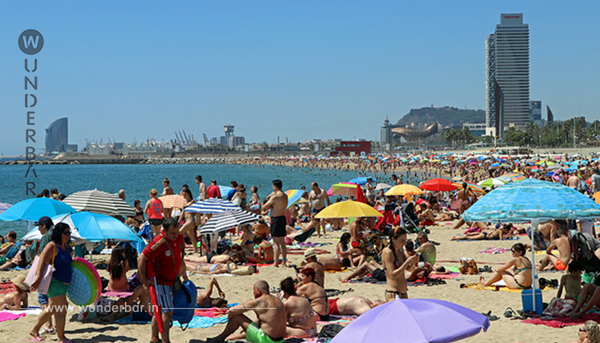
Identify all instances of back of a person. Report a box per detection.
[148,198,163,219]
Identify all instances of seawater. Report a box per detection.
[0,163,432,237]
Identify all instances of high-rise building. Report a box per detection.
[45,117,77,153]
[530,100,542,121]
[486,13,530,137]
[380,118,392,145]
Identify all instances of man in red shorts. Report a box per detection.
[538,221,571,271]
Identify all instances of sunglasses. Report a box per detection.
[580,328,587,333]
[62,231,71,235]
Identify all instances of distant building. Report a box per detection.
[229,136,245,148]
[380,118,392,145]
[486,13,530,136]
[45,117,77,153]
[462,123,487,137]
[331,141,371,156]
[530,101,542,121]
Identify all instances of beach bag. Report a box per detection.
[570,232,600,273]
[24,244,56,294]
[172,280,197,330]
[459,259,478,275]
[319,324,345,339]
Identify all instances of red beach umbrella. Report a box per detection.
[420,178,457,192]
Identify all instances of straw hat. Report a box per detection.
[304,248,316,259]
[12,275,30,292]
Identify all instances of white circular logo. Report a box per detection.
[165,250,172,257]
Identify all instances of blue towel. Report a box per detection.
[173,316,227,328]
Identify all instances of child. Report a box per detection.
[0,275,29,310]
[542,261,583,317]
[253,236,274,264]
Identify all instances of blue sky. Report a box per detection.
[1,1,599,155]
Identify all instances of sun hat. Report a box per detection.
[304,248,316,259]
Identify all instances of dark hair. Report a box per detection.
[511,243,526,256]
[300,267,316,281]
[51,223,70,245]
[251,186,258,193]
[195,175,202,182]
[312,182,319,188]
[340,233,351,249]
[272,179,283,190]
[462,182,468,190]
[162,218,179,231]
[107,246,126,281]
[37,189,50,198]
[7,231,17,240]
[280,277,296,296]
[134,200,141,207]
[404,239,414,252]
[388,228,407,260]
[58,194,66,201]
[253,236,263,244]
[231,181,238,187]
[210,298,228,308]
[557,221,568,236]
[417,231,428,239]
[163,178,170,185]
[182,188,193,200]
[568,260,583,273]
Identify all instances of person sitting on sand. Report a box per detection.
[543,261,582,317]
[197,277,228,308]
[0,231,17,256]
[528,220,558,251]
[368,233,388,263]
[479,243,532,289]
[207,280,286,343]
[279,277,317,338]
[0,275,29,310]
[339,259,386,283]
[107,246,129,291]
[252,217,270,240]
[337,233,365,268]
[296,268,330,322]
[254,236,274,264]
[538,221,571,271]
[239,224,256,256]
[404,240,432,281]
[451,224,514,241]
[298,248,325,287]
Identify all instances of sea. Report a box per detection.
[0,163,433,237]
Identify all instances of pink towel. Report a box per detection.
[0,312,26,322]
[522,312,600,328]
[102,291,134,298]
[430,273,460,280]
[194,307,228,318]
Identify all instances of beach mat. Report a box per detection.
[317,314,357,325]
[522,312,600,328]
[0,312,26,322]
[173,315,228,328]
[456,236,519,241]
[0,281,17,295]
[461,283,554,293]
[3,306,42,316]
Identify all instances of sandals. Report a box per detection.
[482,310,500,321]
[478,265,493,273]
[40,327,56,335]
[503,307,524,319]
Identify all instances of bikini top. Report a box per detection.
[288,309,314,325]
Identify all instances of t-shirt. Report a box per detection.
[592,174,600,193]
[227,189,236,201]
[206,185,221,199]
[142,232,184,286]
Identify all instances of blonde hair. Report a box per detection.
[584,320,600,343]
[149,189,158,196]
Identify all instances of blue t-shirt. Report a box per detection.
[227,189,236,201]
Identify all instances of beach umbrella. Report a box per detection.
[477,178,507,188]
[348,177,370,185]
[462,179,600,313]
[63,190,135,217]
[441,161,450,165]
[285,189,307,209]
[217,185,233,198]
[451,182,485,194]
[328,183,358,197]
[184,198,240,214]
[0,198,77,222]
[385,185,424,197]
[420,178,457,192]
[0,202,12,214]
[547,164,563,170]
[330,298,489,343]
[199,209,260,234]
[375,183,393,191]
[499,173,526,183]
[158,194,187,209]
[314,200,382,219]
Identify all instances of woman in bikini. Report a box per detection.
[254,236,274,263]
[480,243,532,289]
[336,233,364,268]
[178,189,198,253]
[382,228,418,302]
[133,200,145,231]
[106,246,129,291]
[280,277,317,338]
[451,224,514,241]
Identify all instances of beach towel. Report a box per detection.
[3,306,43,316]
[317,315,357,325]
[478,247,511,254]
[457,236,519,241]
[173,315,228,328]
[522,312,600,328]
[101,290,134,298]
[324,268,347,273]
[343,276,385,285]
[542,297,577,317]
[298,242,328,247]
[0,312,26,322]
[429,272,461,280]
[0,281,17,295]
[460,283,554,293]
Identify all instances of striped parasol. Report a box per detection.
[184,198,240,214]
[286,189,307,209]
[199,209,260,234]
[452,181,485,194]
[63,190,135,217]
[159,194,187,209]
[0,202,12,214]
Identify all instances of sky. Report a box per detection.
[1,1,599,156]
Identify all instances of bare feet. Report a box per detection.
[479,276,487,286]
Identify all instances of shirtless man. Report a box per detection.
[263,180,289,267]
[349,217,365,248]
[308,182,330,237]
[296,268,330,321]
[415,231,442,271]
[207,280,286,343]
[298,248,325,287]
[452,183,477,229]
[382,228,418,301]
[566,172,581,189]
[530,220,558,250]
[195,175,207,201]
[197,277,228,308]
[538,222,571,271]
[391,174,402,185]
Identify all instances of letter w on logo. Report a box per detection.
[22,35,40,49]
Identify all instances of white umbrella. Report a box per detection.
[64,189,135,217]
[375,183,393,191]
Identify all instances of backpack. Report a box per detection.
[319,324,345,339]
[570,232,600,273]
[172,280,197,330]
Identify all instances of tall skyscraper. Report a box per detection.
[485,13,530,137]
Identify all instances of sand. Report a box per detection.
[0,222,575,343]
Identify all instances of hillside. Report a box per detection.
[395,106,485,127]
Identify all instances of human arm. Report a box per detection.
[227,298,258,318]
[546,240,558,255]
[494,258,517,273]
[382,249,418,279]
[123,259,129,274]
[144,200,151,215]
[557,275,566,299]
[180,237,188,282]
[0,243,14,255]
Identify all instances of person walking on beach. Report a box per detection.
[207,180,221,199]
[30,216,56,335]
[263,179,288,267]
[207,280,286,343]
[308,182,330,238]
[138,218,187,343]
[144,189,164,237]
[195,175,207,200]
[29,223,73,343]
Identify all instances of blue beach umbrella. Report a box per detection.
[0,198,77,222]
[43,212,142,242]
[185,198,240,214]
[462,179,600,312]
[348,177,371,185]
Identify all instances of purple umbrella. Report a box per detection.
[331,299,490,343]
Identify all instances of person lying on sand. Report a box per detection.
[451,224,514,241]
[197,277,228,308]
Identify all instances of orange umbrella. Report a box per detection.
[385,184,424,196]
[159,194,187,209]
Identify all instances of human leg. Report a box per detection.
[180,219,198,253]
[52,295,69,342]
[479,270,504,286]
[207,314,252,342]
[336,296,373,316]
[571,284,600,318]
[273,236,286,267]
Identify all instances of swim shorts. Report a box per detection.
[38,293,49,305]
[312,207,323,215]
[328,298,340,315]
[47,278,68,298]
[246,322,284,343]
[554,259,567,271]
[270,216,287,237]
[206,252,215,264]
[342,258,351,268]
[149,218,164,226]
[372,268,386,282]
[156,284,174,313]
[351,241,359,248]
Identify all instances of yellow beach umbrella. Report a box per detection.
[315,200,383,219]
[385,184,424,196]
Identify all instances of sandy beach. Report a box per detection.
[0,219,573,343]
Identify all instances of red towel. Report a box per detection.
[0,282,17,295]
[522,312,600,328]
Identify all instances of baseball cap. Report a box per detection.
[50,188,59,195]
[304,248,316,259]
[35,216,53,227]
